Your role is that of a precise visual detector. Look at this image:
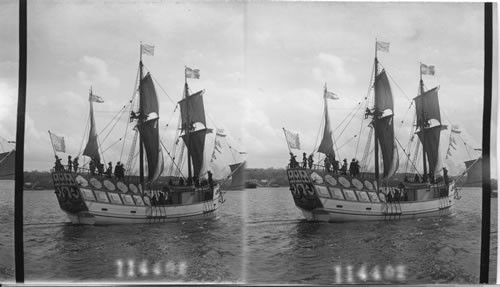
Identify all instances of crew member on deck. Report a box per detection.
[333,159,339,174]
[73,157,79,173]
[208,171,214,188]
[443,167,449,184]
[98,162,104,176]
[54,156,63,171]
[89,159,96,175]
[114,162,121,179]
[308,154,314,169]
[302,153,307,168]
[67,155,73,172]
[289,153,298,168]
[324,155,331,173]
[340,159,348,175]
[349,159,356,176]
[106,162,112,178]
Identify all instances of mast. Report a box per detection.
[185,78,193,181]
[373,41,380,187]
[139,43,144,186]
[419,69,428,181]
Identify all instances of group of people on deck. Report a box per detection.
[53,155,79,173]
[405,167,450,185]
[289,152,361,177]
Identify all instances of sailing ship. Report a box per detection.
[285,41,458,222]
[50,44,230,225]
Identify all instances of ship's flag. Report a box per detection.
[90,93,104,103]
[49,131,66,153]
[324,90,339,100]
[376,41,390,53]
[141,44,155,56]
[420,63,436,75]
[185,67,200,79]
[283,128,301,150]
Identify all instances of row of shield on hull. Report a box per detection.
[287,167,455,222]
[52,171,220,225]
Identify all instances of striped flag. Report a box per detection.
[420,63,436,76]
[283,128,301,150]
[185,67,200,79]
[90,93,104,103]
[49,131,66,153]
[324,90,339,100]
[141,44,155,56]
[376,41,390,53]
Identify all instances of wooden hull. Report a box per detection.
[52,171,221,225]
[287,167,456,222]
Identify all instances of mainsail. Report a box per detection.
[83,90,101,163]
[179,83,211,178]
[317,90,336,160]
[414,86,445,175]
[137,73,164,181]
[373,70,398,179]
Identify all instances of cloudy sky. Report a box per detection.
[0,1,496,177]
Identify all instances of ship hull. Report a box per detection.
[52,171,221,225]
[287,167,455,222]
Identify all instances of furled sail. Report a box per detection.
[374,70,398,178]
[138,73,163,181]
[317,96,336,160]
[83,93,101,164]
[414,87,445,175]
[181,128,212,178]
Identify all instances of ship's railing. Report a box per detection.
[287,163,377,180]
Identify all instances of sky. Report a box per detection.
[0,1,496,178]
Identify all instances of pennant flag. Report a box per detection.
[90,93,104,103]
[283,128,301,150]
[324,90,339,100]
[420,63,436,75]
[451,124,462,134]
[376,41,390,53]
[49,131,66,153]
[141,44,155,56]
[185,67,200,79]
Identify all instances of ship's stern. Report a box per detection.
[52,171,93,224]
[286,167,323,212]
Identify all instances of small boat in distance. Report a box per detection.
[285,41,458,222]
[50,44,229,225]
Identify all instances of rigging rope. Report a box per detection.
[143,65,176,105]
[120,66,140,163]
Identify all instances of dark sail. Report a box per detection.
[229,161,245,190]
[178,89,207,128]
[83,98,101,163]
[0,150,15,180]
[181,128,212,178]
[414,87,444,175]
[138,73,163,181]
[374,70,398,178]
[414,87,441,125]
[317,97,335,160]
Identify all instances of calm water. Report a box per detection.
[0,180,497,284]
